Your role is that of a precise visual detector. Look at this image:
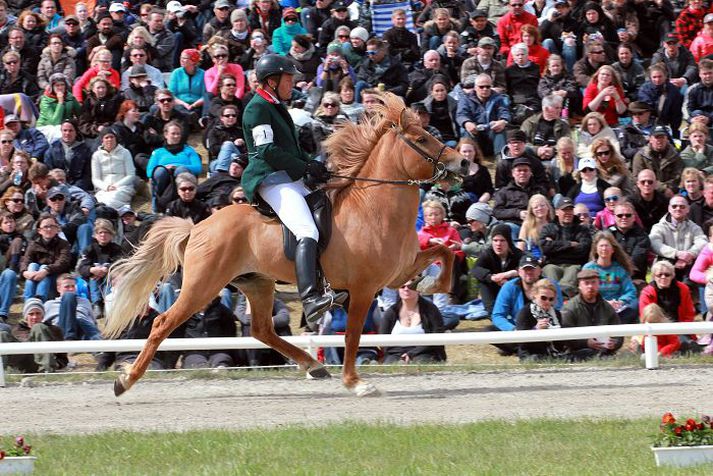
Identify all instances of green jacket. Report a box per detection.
[36,93,81,127]
[561,294,623,352]
[241,92,310,202]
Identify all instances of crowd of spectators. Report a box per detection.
[1,0,713,372]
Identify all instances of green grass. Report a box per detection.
[10,419,713,475]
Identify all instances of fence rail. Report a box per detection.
[2,322,712,387]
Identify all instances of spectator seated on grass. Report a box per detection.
[91,127,139,210]
[26,161,95,221]
[0,297,67,373]
[515,278,566,362]
[43,272,101,341]
[197,155,246,206]
[630,301,682,358]
[165,173,211,223]
[43,119,93,193]
[183,296,241,369]
[42,184,93,253]
[20,213,71,301]
[77,218,123,316]
[0,210,23,322]
[205,104,245,173]
[561,268,623,361]
[235,292,293,367]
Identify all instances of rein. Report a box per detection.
[329,121,449,186]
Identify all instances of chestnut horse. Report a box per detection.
[105,93,465,397]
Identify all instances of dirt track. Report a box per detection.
[5,366,712,435]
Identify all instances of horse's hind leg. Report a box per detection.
[239,274,329,379]
[386,244,454,294]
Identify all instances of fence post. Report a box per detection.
[307,336,317,360]
[644,330,659,370]
[0,355,5,387]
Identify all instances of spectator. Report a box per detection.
[20,212,72,301]
[2,27,40,77]
[650,194,707,280]
[456,73,510,156]
[43,120,93,192]
[91,127,137,210]
[568,157,608,217]
[497,0,537,58]
[684,59,713,130]
[632,126,684,197]
[85,18,124,78]
[651,33,698,89]
[382,8,420,67]
[583,65,627,127]
[632,169,669,233]
[247,0,282,40]
[112,100,151,179]
[681,123,713,174]
[521,94,571,163]
[120,28,160,74]
[378,280,447,364]
[607,200,651,281]
[303,92,349,156]
[540,196,593,296]
[337,77,363,123]
[573,40,607,89]
[272,8,307,56]
[459,202,497,259]
[575,111,620,162]
[495,130,550,191]
[537,55,579,113]
[287,35,321,86]
[618,101,655,163]
[205,44,246,101]
[43,184,93,251]
[202,0,232,41]
[0,151,30,198]
[78,76,122,140]
[315,43,355,93]
[0,297,67,372]
[0,211,19,320]
[146,9,176,72]
[675,0,708,48]
[144,89,191,147]
[505,43,541,124]
[458,138,493,202]
[574,203,593,228]
[183,296,241,369]
[548,136,578,196]
[460,37,507,94]
[515,278,566,361]
[517,194,553,259]
[4,115,49,161]
[197,155,245,205]
[1,186,34,237]
[77,220,123,315]
[506,24,550,73]
[423,174,473,225]
[680,168,704,206]
[634,303,681,357]
[342,26,368,68]
[690,177,713,227]
[406,50,449,105]
[123,65,158,113]
[43,272,102,340]
[436,31,466,87]
[166,172,211,223]
[235,292,292,367]
[591,138,633,195]
[0,50,40,98]
[594,186,626,230]
[690,13,713,61]
[471,223,523,314]
[561,268,623,360]
[16,10,48,53]
[36,73,81,130]
[37,34,78,91]
[637,63,684,135]
[493,157,548,239]
[119,46,165,92]
[421,7,461,52]
[205,104,245,170]
[355,38,409,99]
[612,43,645,104]
[640,260,698,352]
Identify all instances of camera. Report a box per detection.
[476,124,490,132]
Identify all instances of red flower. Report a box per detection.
[699,423,705,430]
[686,423,695,431]
[0,450,5,460]
[14,436,23,447]
[675,426,684,436]
[662,413,676,424]
[22,445,31,455]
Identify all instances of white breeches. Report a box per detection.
[258,179,319,241]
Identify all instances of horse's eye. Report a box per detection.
[416,137,426,144]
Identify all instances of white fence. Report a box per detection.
[2,322,713,387]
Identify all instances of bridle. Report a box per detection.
[329,109,450,186]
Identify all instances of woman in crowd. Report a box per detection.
[37,35,78,91]
[590,137,632,195]
[681,124,713,174]
[78,77,122,140]
[691,222,713,353]
[575,111,620,160]
[73,48,121,103]
[577,3,618,49]
[549,136,578,196]
[112,100,151,179]
[505,43,541,123]
[305,92,349,156]
[337,77,363,123]
[583,231,638,324]
[287,35,321,86]
[168,48,205,116]
[378,279,447,364]
[583,65,627,126]
[205,44,245,101]
[611,43,645,103]
[421,8,459,51]
[247,0,282,40]
[680,168,704,206]
[1,186,34,237]
[507,25,550,74]
[17,10,48,52]
[36,73,81,130]
[538,55,579,113]
[640,260,698,352]
[0,131,16,181]
[516,279,566,361]
[121,27,158,71]
[75,2,96,39]
[214,9,251,62]
[458,138,493,203]
[471,223,523,314]
[423,76,458,147]
[315,43,356,93]
[239,29,270,71]
[91,128,138,210]
[165,173,211,223]
[205,104,244,170]
[20,213,72,301]
[204,74,243,129]
[271,8,307,56]
[567,157,608,217]
[518,194,554,259]
[593,187,634,230]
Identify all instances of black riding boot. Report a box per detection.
[296,237,346,325]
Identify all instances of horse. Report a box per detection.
[105,92,467,397]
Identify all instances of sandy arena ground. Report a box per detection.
[4,366,712,434]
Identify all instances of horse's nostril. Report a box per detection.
[460,159,469,169]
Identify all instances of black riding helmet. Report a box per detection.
[255,54,299,82]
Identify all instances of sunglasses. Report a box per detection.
[538,296,555,302]
[217,6,230,10]
[595,150,611,157]
[366,50,378,55]
[131,53,146,57]
[252,35,265,40]
[233,197,247,203]
[476,85,492,89]
[39,224,58,230]
[322,103,337,108]
[65,21,78,25]
[338,34,349,39]
[671,204,687,209]
[6,198,23,203]
[285,17,298,22]
[179,187,195,192]
[615,213,633,218]
[222,113,237,118]
[3,60,18,65]
[511,3,523,6]
[576,213,589,218]
[638,179,654,185]
[604,196,619,202]
[213,54,228,59]
[48,196,65,202]
[580,167,595,173]
[590,50,605,54]
[158,98,173,103]
[655,273,672,278]
[223,83,236,87]
[0,140,12,144]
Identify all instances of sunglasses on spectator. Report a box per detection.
[6,198,23,203]
[580,167,595,173]
[638,179,654,185]
[0,140,12,144]
[40,224,58,230]
[538,295,555,302]
[65,20,78,25]
[158,97,173,103]
[615,213,632,218]
[131,53,146,57]
[252,35,265,40]
[223,82,236,87]
[338,34,349,39]
[671,204,687,209]
[322,103,337,108]
[604,195,619,202]
[595,150,611,157]
[576,213,589,218]
[222,113,237,118]
[217,6,230,10]
[48,196,65,202]
[213,54,228,59]
[510,3,523,6]
[655,273,672,278]
[233,197,247,203]
[179,186,196,192]
[366,50,378,55]
[476,85,492,89]
[4,60,18,65]
[590,50,605,54]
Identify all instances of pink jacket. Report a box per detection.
[204,64,245,99]
[72,67,121,102]
[690,242,713,285]
[594,207,643,230]
[417,222,464,259]
[690,31,713,62]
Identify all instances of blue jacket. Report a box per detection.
[14,128,49,160]
[271,21,307,56]
[44,140,94,192]
[455,91,511,129]
[637,81,683,133]
[146,145,203,178]
[168,67,206,104]
[491,277,563,331]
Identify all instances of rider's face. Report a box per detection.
[273,74,293,101]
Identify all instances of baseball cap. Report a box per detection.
[512,157,531,168]
[167,0,184,13]
[47,186,66,200]
[652,125,669,137]
[663,32,679,43]
[109,2,127,12]
[519,254,540,269]
[478,37,497,47]
[556,197,574,210]
[64,14,79,24]
[117,205,136,217]
[3,114,20,125]
[469,9,487,19]
[578,157,597,171]
[331,0,348,11]
[507,129,527,143]
[214,0,233,8]
[128,65,147,78]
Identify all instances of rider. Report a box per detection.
[241,54,346,324]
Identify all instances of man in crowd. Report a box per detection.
[618,101,656,163]
[685,59,713,131]
[573,40,607,88]
[355,39,409,99]
[459,37,507,94]
[456,73,510,156]
[520,95,571,162]
[632,126,683,197]
[632,169,668,233]
[86,13,126,70]
[406,50,449,104]
[202,0,232,40]
[5,115,48,161]
[690,177,713,227]
[651,33,699,90]
[494,130,550,191]
[147,9,176,72]
[43,273,102,341]
[120,47,165,91]
[562,269,623,361]
[608,200,651,281]
[493,157,549,238]
[496,0,537,58]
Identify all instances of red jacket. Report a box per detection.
[639,281,696,339]
[641,334,681,356]
[496,11,538,57]
[417,222,464,259]
[583,83,626,126]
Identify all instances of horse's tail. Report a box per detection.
[104,217,194,339]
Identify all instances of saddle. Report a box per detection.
[253,189,332,261]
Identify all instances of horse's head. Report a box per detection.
[389,106,468,186]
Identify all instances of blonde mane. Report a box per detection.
[323,93,419,196]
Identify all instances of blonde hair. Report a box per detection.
[422,199,446,215]
[94,218,115,235]
[642,303,671,324]
[680,167,703,189]
[127,26,156,47]
[532,278,556,296]
[556,136,576,175]
[520,194,553,242]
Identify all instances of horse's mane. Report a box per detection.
[323,93,419,197]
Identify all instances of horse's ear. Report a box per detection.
[398,108,407,130]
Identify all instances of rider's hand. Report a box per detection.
[304,160,330,187]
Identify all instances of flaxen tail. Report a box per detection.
[104,217,194,338]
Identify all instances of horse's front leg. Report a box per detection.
[387,244,454,295]
[342,291,380,397]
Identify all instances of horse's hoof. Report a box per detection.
[114,377,127,397]
[353,381,381,397]
[415,275,437,294]
[306,364,331,380]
